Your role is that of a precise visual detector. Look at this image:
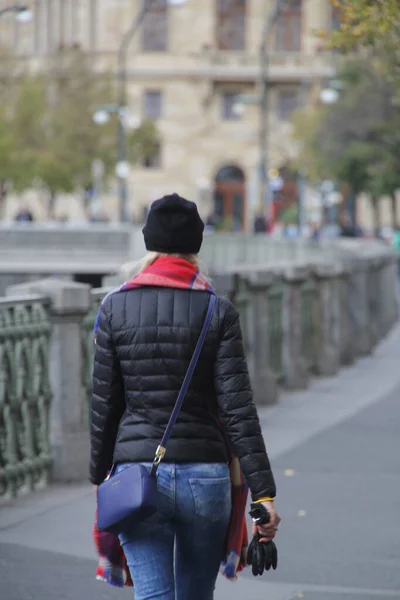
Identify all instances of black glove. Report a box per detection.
[246,503,278,576]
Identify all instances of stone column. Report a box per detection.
[245,270,280,404]
[366,257,381,349]
[224,269,280,405]
[380,255,399,336]
[6,278,91,482]
[338,263,355,366]
[314,263,341,376]
[230,272,255,394]
[346,257,372,356]
[211,272,236,300]
[282,266,309,389]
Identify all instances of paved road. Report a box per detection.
[1,325,400,600]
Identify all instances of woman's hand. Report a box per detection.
[251,501,281,543]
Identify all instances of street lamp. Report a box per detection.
[320,79,344,105]
[0,5,33,21]
[113,0,188,223]
[232,1,285,222]
[320,87,339,105]
[258,0,286,218]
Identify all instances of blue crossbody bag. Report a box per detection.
[97,294,216,535]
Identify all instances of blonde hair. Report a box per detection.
[120,252,201,282]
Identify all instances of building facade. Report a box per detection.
[0,0,337,227]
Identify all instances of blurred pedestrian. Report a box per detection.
[254,212,267,233]
[205,213,215,233]
[339,211,362,238]
[90,193,280,599]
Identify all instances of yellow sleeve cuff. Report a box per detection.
[254,497,275,503]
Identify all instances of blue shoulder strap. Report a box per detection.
[150,293,216,475]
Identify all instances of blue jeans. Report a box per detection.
[116,462,231,600]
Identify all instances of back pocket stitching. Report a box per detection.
[188,477,231,522]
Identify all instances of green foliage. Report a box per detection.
[0,47,158,204]
[327,0,400,49]
[321,1,400,87]
[294,58,400,202]
[127,119,159,165]
[292,106,328,182]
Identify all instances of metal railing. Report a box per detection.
[0,295,52,499]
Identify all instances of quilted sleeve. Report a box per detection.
[90,300,125,485]
[213,299,276,500]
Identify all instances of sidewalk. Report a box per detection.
[1,323,400,600]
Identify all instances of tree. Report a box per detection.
[327,0,400,47]
[293,58,400,232]
[291,106,327,182]
[0,46,158,218]
[323,1,400,86]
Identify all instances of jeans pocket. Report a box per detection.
[189,477,231,522]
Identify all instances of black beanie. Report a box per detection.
[142,193,204,254]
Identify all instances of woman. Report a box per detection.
[90,193,280,600]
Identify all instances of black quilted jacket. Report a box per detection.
[90,286,276,500]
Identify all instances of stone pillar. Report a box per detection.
[244,270,280,404]
[314,263,341,376]
[282,266,309,389]
[338,264,355,366]
[211,272,235,300]
[346,257,372,356]
[6,278,91,482]
[366,257,381,349]
[380,255,399,336]
[227,269,280,405]
[230,273,255,395]
[374,256,388,340]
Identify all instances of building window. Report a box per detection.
[275,0,302,52]
[216,0,246,51]
[142,0,167,52]
[277,89,299,120]
[143,141,162,169]
[221,92,240,120]
[144,91,163,120]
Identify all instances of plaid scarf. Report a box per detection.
[93,256,248,587]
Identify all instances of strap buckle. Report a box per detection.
[153,445,166,467]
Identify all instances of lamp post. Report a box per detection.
[232,0,285,226]
[0,5,33,21]
[258,0,286,218]
[113,0,188,223]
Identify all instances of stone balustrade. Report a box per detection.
[0,240,398,500]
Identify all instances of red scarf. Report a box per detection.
[93,256,248,586]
